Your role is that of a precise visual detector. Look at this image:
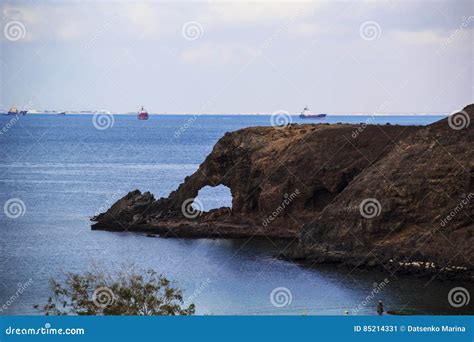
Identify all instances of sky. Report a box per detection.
[0,0,473,114]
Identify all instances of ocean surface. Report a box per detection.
[1,114,470,315]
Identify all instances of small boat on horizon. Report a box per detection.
[299,106,327,119]
[96,110,111,115]
[7,106,27,115]
[138,106,149,120]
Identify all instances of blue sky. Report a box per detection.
[1,0,472,114]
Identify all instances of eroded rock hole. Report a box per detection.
[192,185,233,212]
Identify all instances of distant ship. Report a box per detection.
[299,106,327,119]
[58,111,66,115]
[138,106,149,120]
[7,106,27,115]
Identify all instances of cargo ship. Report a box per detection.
[138,106,149,120]
[7,106,27,115]
[299,106,327,119]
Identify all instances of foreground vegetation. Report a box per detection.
[35,267,195,315]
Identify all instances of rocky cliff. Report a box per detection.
[92,105,473,278]
[288,105,473,279]
[92,123,419,238]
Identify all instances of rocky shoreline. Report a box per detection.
[281,244,472,281]
[92,213,296,240]
[92,105,473,280]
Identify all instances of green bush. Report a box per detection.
[35,267,195,316]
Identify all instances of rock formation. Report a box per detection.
[92,105,473,278]
[288,105,473,279]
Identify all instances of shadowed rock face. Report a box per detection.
[288,105,474,279]
[91,105,473,278]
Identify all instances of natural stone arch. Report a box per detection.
[192,184,233,212]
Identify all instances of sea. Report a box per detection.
[1,114,471,315]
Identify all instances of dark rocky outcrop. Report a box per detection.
[92,123,419,238]
[286,105,474,279]
[92,104,473,279]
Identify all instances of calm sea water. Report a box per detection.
[1,114,470,315]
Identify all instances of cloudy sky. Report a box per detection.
[1,0,472,114]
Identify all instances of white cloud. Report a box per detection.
[180,43,259,66]
[121,3,184,39]
[391,30,446,45]
[200,2,323,26]
[57,22,83,40]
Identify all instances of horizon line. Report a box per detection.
[5,112,451,116]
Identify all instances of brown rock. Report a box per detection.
[91,104,474,278]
